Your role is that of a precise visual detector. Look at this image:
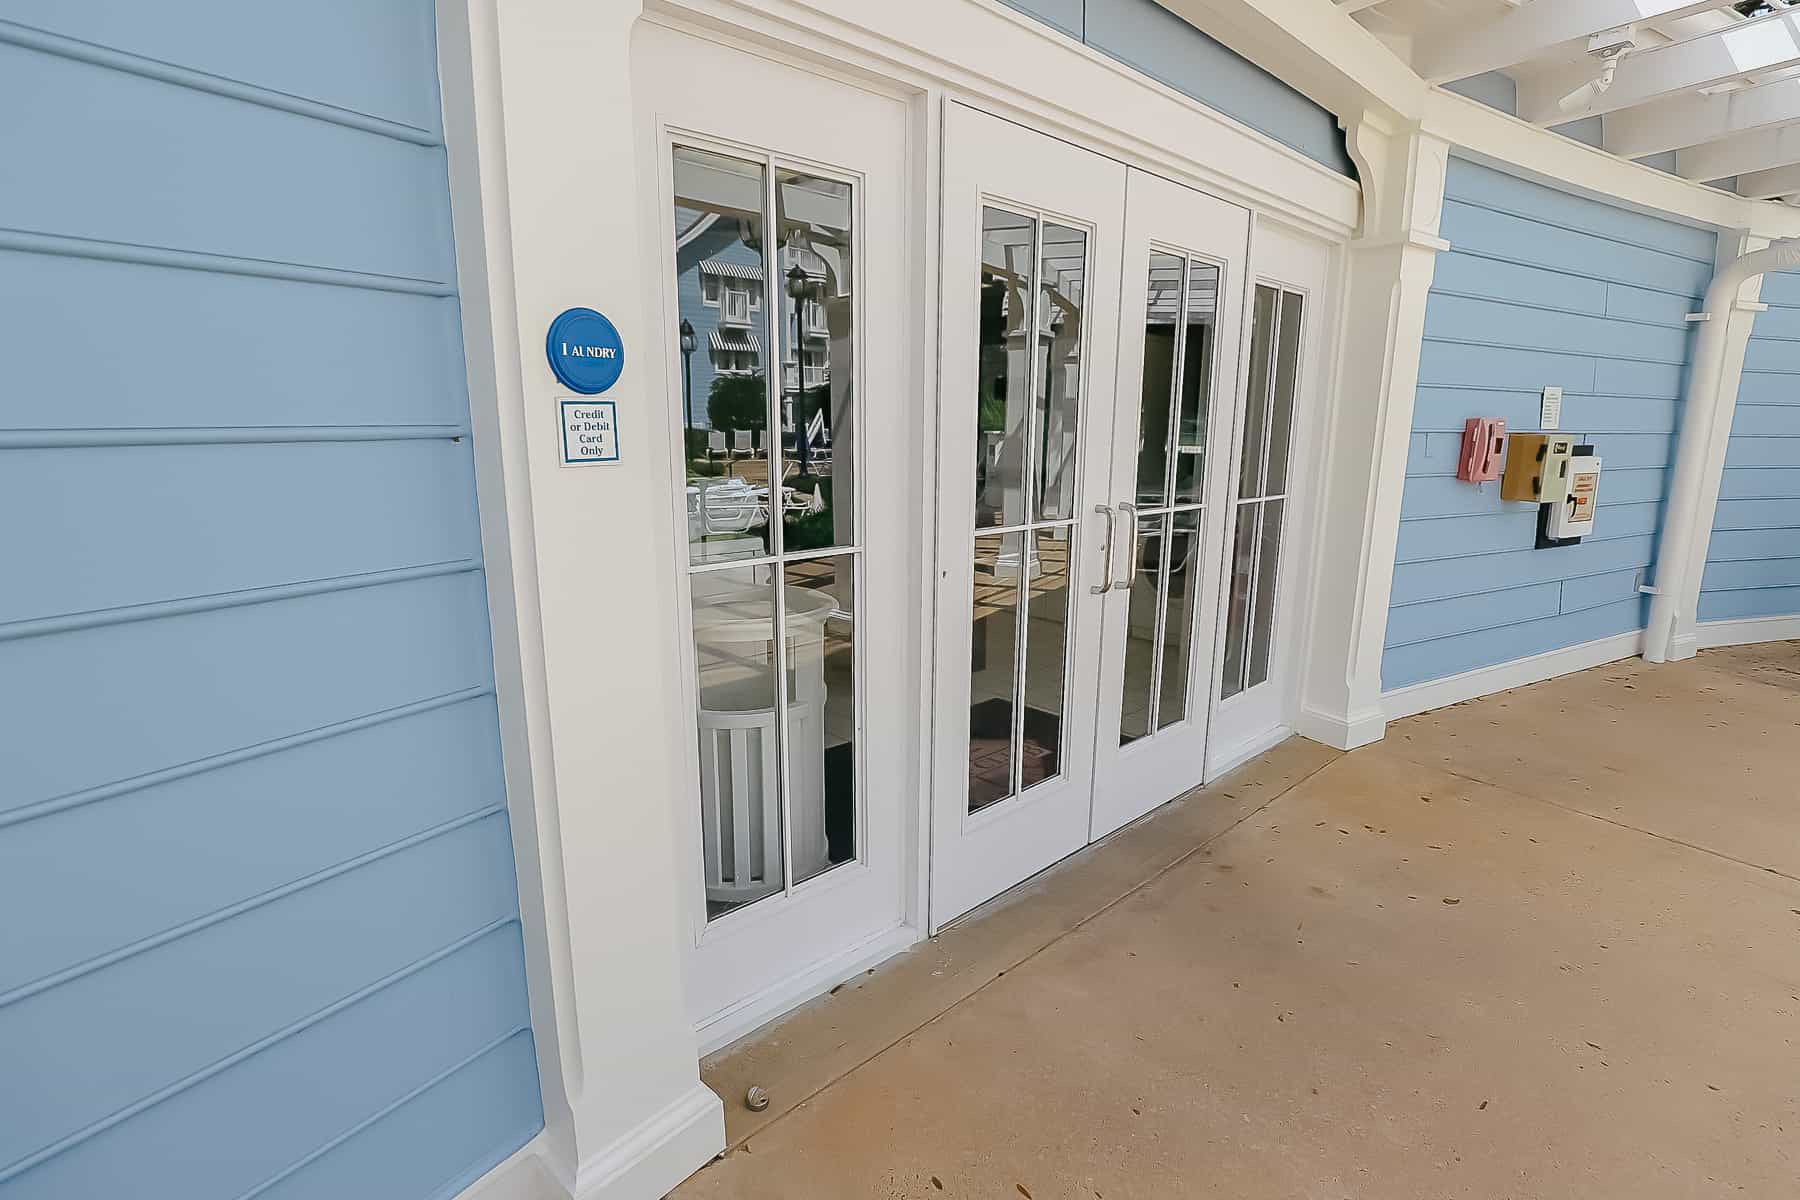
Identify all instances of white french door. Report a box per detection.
[930,104,1126,924]
[1089,171,1251,839]
[930,107,1314,927]
[642,23,912,1049]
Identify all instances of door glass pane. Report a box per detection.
[1157,507,1203,729]
[1238,284,1279,501]
[1248,500,1285,691]
[1021,527,1072,788]
[1265,291,1304,497]
[969,532,1021,813]
[1034,223,1088,523]
[1118,513,1166,746]
[1135,253,1183,507]
[1172,262,1220,505]
[783,557,857,886]
[1221,502,1259,701]
[775,170,855,552]
[690,570,785,918]
[673,146,775,563]
[976,209,1035,529]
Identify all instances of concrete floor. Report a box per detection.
[676,645,1800,1199]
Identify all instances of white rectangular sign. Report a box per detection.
[1540,386,1563,431]
[560,399,619,466]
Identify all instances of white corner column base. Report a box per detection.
[1382,631,1644,722]
[1695,615,1800,650]
[1294,705,1387,751]
[574,1084,725,1200]
[455,1085,724,1200]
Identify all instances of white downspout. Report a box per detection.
[1644,237,1800,662]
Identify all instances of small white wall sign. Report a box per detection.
[1540,385,1563,431]
[560,398,619,465]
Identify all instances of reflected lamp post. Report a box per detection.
[785,262,812,478]
[678,316,696,455]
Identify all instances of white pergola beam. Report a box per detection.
[1335,0,1389,13]
[1675,121,1800,180]
[1519,9,1800,125]
[1736,161,1800,199]
[1605,76,1800,158]
[1417,0,1733,85]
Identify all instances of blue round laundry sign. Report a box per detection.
[545,307,625,394]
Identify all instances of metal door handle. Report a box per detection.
[1115,502,1140,591]
[1090,504,1116,595]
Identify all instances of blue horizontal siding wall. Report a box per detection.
[1383,157,1717,690]
[1000,0,1354,175]
[0,6,542,1199]
[1700,269,1800,623]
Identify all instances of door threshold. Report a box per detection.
[697,735,1339,1148]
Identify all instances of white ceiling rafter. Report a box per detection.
[1736,160,1800,198]
[1604,75,1800,158]
[1334,0,1391,13]
[1415,0,1735,86]
[1675,120,1800,180]
[1517,7,1800,125]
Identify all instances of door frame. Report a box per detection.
[620,4,1360,1023]
[926,100,1128,927]
[639,22,924,1052]
[1202,215,1338,780]
[1088,168,1253,841]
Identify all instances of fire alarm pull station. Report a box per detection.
[1541,445,1601,546]
[1458,417,1507,483]
[1501,433,1575,504]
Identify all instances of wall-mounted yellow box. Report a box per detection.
[1501,433,1575,503]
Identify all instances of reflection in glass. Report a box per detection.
[1221,503,1258,700]
[1118,514,1165,746]
[976,209,1035,529]
[1239,284,1278,501]
[969,533,1021,813]
[673,147,774,563]
[689,570,785,918]
[1266,292,1303,497]
[1135,253,1183,507]
[1172,262,1220,505]
[1158,507,1202,729]
[1248,501,1285,691]
[783,557,858,886]
[1033,223,1087,523]
[1021,527,1072,788]
[776,170,856,553]
[1222,285,1304,700]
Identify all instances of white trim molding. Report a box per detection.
[1296,112,1450,753]
[1383,631,1646,723]
[452,1085,727,1200]
[573,1085,727,1200]
[1694,615,1800,650]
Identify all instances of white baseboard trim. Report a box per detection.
[1694,614,1800,650]
[1206,723,1294,781]
[452,1134,571,1200]
[1293,704,1387,751]
[573,1083,724,1200]
[1383,630,1644,722]
[693,922,920,1057]
[452,1086,724,1200]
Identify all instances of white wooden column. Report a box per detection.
[1297,111,1450,750]
[439,1,725,1198]
[1664,231,1769,660]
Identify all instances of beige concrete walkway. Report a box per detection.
[676,644,1800,1199]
